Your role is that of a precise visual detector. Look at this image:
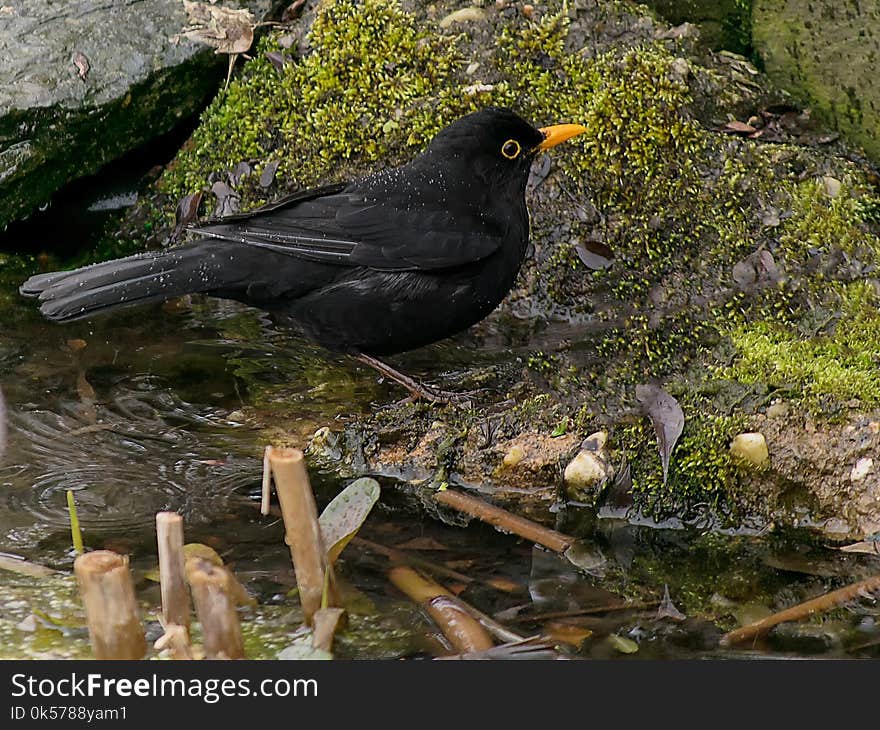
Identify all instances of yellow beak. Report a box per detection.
[536,123,588,151]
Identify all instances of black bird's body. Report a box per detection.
[21,108,585,395]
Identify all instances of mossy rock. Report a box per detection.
[752,0,880,163]
[146,0,880,539]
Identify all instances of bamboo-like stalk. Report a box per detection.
[434,489,574,553]
[74,551,146,660]
[188,558,244,659]
[268,447,337,625]
[0,554,58,578]
[389,566,494,653]
[261,445,272,515]
[67,490,84,555]
[156,512,190,632]
[312,607,346,653]
[721,574,880,647]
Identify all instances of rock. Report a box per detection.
[640,0,751,53]
[753,0,880,162]
[439,7,486,29]
[564,431,612,500]
[850,458,874,483]
[822,176,842,199]
[730,432,769,466]
[501,444,525,468]
[766,401,790,419]
[0,0,282,230]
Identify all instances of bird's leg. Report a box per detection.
[354,353,468,405]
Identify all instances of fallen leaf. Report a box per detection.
[575,239,614,270]
[318,477,380,563]
[73,51,90,81]
[656,585,686,621]
[179,1,255,55]
[635,384,684,486]
[265,50,285,72]
[259,160,280,188]
[211,180,239,217]
[171,192,202,241]
[722,120,757,135]
[228,160,252,187]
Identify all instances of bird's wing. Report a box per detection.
[189,181,502,271]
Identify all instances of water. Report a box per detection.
[0,155,878,660]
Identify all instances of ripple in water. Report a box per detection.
[0,376,260,550]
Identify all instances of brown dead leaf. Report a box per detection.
[73,51,90,81]
[179,1,255,55]
[722,120,757,135]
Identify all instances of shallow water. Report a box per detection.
[0,167,878,660]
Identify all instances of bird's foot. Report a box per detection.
[355,353,475,406]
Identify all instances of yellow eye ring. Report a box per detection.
[501,139,521,159]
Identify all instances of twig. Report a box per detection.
[312,607,346,653]
[156,512,190,632]
[268,447,338,625]
[188,558,244,659]
[67,490,84,555]
[721,574,880,647]
[388,566,494,653]
[261,445,272,515]
[503,601,657,624]
[351,536,475,584]
[434,489,574,553]
[74,551,146,660]
[0,554,58,578]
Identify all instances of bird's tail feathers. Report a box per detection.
[20,243,235,322]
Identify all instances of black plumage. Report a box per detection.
[21,108,585,399]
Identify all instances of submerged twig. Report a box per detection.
[74,551,146,660]
[268,447,338,625]
[389,566,494,654]
[434,489,574,553]
[0,554,59,578]
[721,574,880,647]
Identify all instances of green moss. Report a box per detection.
[162,0,463,200]
[719,177,880,408]
[723,281,880,405]
[616,411,748,520]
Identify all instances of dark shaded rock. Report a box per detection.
[753,0,880,163]
[0,0,282,231]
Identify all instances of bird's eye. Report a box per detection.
[501,139,521,159]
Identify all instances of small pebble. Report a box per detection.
[850,457,874,482]
[822,176,841,198]
[502,444,525,468]
[730,432,769,466]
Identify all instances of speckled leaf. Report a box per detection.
[180,2,255,55]
[636,384,684,487]
[319,477,380,563]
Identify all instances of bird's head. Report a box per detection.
[421,107,586,194]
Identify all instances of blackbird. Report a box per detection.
[21,107,586,402]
